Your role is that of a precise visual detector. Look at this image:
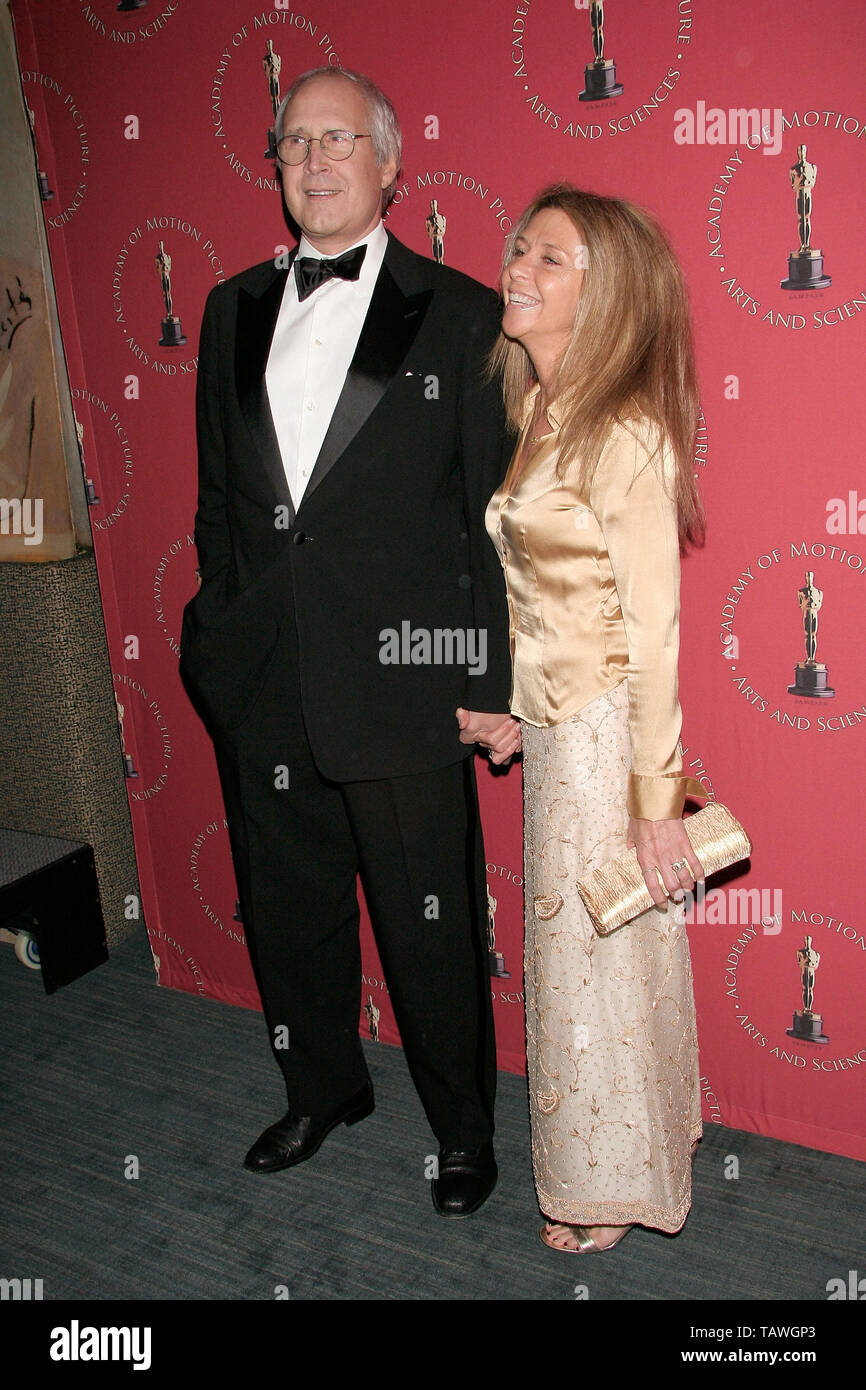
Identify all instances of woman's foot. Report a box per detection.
[540,1221,631,1253]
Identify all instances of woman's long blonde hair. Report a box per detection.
[489,183,705,548]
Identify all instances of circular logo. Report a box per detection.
[111,216,225,372]
[189,818,246,941]
[722,904,865,1075]
[507,0,692,143]
[147,926,206,995]
[70,387,135,531]
[113,671,172,799]
[486,861,522,1002]
[719,540,865,735]
[386,171,515,284]
[704,110,865,332]
[19,71,90,228]
[209,10,343,191]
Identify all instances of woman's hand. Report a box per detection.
[455,708,522,764]
[626,816,705,909]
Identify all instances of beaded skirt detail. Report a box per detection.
[521,681,703,1232]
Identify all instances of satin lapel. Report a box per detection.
[300,262,432,506]
[235,260,295,519]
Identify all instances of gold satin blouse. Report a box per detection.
[486,389,695,821]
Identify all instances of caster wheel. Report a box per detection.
[15,932,41,969]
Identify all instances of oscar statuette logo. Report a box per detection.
[786,935,830,1045]
[117,0,147,11]
[781,145,832,291]
[209,13,343,192]
[19,72,89,228]
[425,199,446,265]
[486,884,511,980]
[722,905,862,1075]
[26,104,54,202]
[111,216,224,374]
[155,240,186,348]
[363,994,381,1041]
[113,672,172,801]
[262,39,282,160]
[115,691,139,780]
[70,388,134,530]
[389,174,513,279]
[787,570,835,698]
[719,542,863,736]
[508,0,690,143]
[73,414,100,508]
[705,115,864,332]
[359,966,389,1041]
[484,862,523,1003]
[578,1,623,102]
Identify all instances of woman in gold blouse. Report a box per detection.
[484,184,707,1253]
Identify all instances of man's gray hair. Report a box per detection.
[275,67,403,211]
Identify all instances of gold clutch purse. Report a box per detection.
[576,800,752,937]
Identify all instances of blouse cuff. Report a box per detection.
[627,773,708,821]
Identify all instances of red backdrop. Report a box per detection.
[13,0,866,1161]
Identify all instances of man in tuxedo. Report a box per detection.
[179,66,519,1217]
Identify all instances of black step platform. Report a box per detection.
[0,827,108,993]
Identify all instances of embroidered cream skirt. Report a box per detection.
[521,681,703,1233]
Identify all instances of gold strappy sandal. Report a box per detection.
[539,1222,631,1253]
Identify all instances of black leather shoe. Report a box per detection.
[431,1142,497,1217]
[243,1082,374,1173]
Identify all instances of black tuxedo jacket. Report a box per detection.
[179,230,515,781]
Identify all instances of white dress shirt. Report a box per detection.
[264,220,388,509]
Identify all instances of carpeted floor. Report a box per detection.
[1,928,862,1301]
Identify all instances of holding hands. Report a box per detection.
[456,708,522,765]
[454,711,704,912]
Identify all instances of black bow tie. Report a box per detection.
[293,244,367,302]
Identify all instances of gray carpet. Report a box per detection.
[1,928,863,1301]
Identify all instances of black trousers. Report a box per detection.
[212,616,497,1150]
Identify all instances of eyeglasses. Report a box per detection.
[276,130,371,164]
